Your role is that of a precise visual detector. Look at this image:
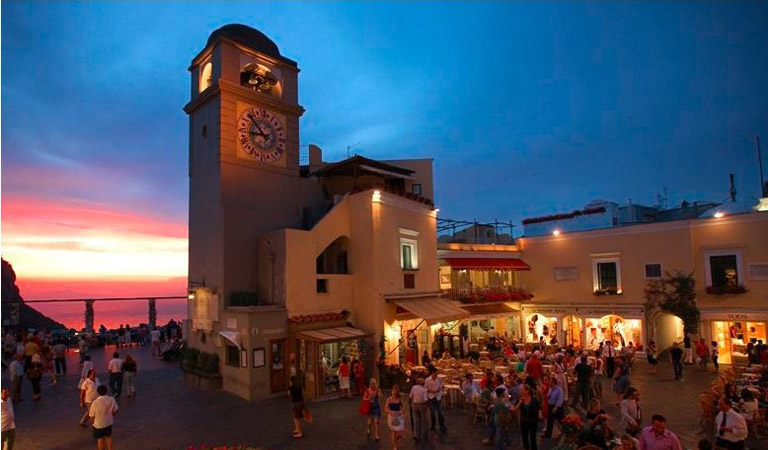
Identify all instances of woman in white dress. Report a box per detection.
[385,386,405,450]
[553,354,569,401]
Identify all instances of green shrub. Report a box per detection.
[182,348,200,371]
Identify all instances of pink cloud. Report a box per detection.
[2,195,187,238]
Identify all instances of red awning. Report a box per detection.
[443,257,531,271]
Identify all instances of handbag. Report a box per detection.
[303,407,314,423]
[359,397,371,415]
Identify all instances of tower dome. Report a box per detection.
[206,24,295,66]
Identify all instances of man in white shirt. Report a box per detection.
[107,352,124,400]
[425,367,447,433]
[151,328,162,356]
[8,355,24,403]
[714,397,748,450]
[89,385,118,450]
[1,388,16,450]
[79,369,101,426]
[601,340,617,378]
[409,378,429,441]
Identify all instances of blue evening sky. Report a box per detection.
[3,1,768,230]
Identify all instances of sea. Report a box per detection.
[33,298,189,331]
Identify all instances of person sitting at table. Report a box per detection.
[441,350,453,360]
[421,350,431,367]
[481,370,495,390]
[724,383,741,404]
[738,388,759,422]
[462,373,480,404]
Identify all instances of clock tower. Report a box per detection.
[185,24,304,319]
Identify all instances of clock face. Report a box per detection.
[237,107,286,163]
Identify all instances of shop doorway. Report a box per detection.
[563,316,583,348]
[270,339,286,393]
[525,313,558,344]
[585,315,643,349]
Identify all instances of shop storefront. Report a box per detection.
[706,312,768,365]
[295,326,370,399]
[521,305,645,350]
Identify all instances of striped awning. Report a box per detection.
[443,257,530,271]
[389,297,469,325]
[461,303,519,319]
[297,326,370,343]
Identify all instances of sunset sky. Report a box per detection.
[2,2,767,306]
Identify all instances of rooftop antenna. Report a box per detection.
[756,136,766,197]
[729,173,737,202]
[346,142,360,158]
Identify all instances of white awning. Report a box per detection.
[297,326,370,343]
[218,331,242,349]
[390,296,469,325]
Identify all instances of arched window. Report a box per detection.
[199,61,213,93]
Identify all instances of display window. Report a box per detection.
[525,313,558,344]
[712,320,767,365]
[585,315,642,349]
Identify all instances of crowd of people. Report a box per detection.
[0,325,179,450]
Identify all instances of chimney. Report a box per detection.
[309,144,323,174]
[729,173,737,202]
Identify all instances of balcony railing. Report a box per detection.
[441,286,533,304]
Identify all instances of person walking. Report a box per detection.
[385,386,405,450]
[8,355,24,403]
[711,341,719,372]
[683,334,693,365]
[338,356,351,398]
[122,355,137,398]
[620,387,642,437]
[613,357,631,406]
[543,377,564,439]
[669,343,684,381]
[150,327,161,356]
[425,366,447,433]
[592,351,604,399]
[116,326,125,349]
[696,339,710,371]
[288,375,304,438]
[1,388,16,450]
[79,369,101,426]
[637,415,682,450]
[107,352,124,400]
[646,341,658,374]
[353,358,365,397]
[602,340,617,379]
[89,385,118,450]
[553,355,569,401]
[78,336,89,365]
[570,355,593,410]
[511,384,540,450]
[52,340,67,383]
[26,357,43,401]
[714,398,748,450]
[364,378,383,440]
[408,377,429,441]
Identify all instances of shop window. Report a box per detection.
[225,345,240,367]
[592,258,621,295]
[412,184,422,196]
[644,263,662,279]
[400,238,418,270]
[710,255,739,288]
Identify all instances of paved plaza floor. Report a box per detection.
[3,346,763,450]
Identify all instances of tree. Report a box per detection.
[643,270,700,335]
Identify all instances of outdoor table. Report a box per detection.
[542,365,553,371]
[413,365,427,373]
[494,366,508,373]
[444,384,461,409]
[480,351,490,358]
[437,374,447,380]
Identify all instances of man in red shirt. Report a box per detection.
[696,339,710,371]
[525,353,543,383]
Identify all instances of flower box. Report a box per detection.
[705,284,748,295]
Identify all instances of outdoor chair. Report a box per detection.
[473,397,490,426]
[699,393,716,432]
